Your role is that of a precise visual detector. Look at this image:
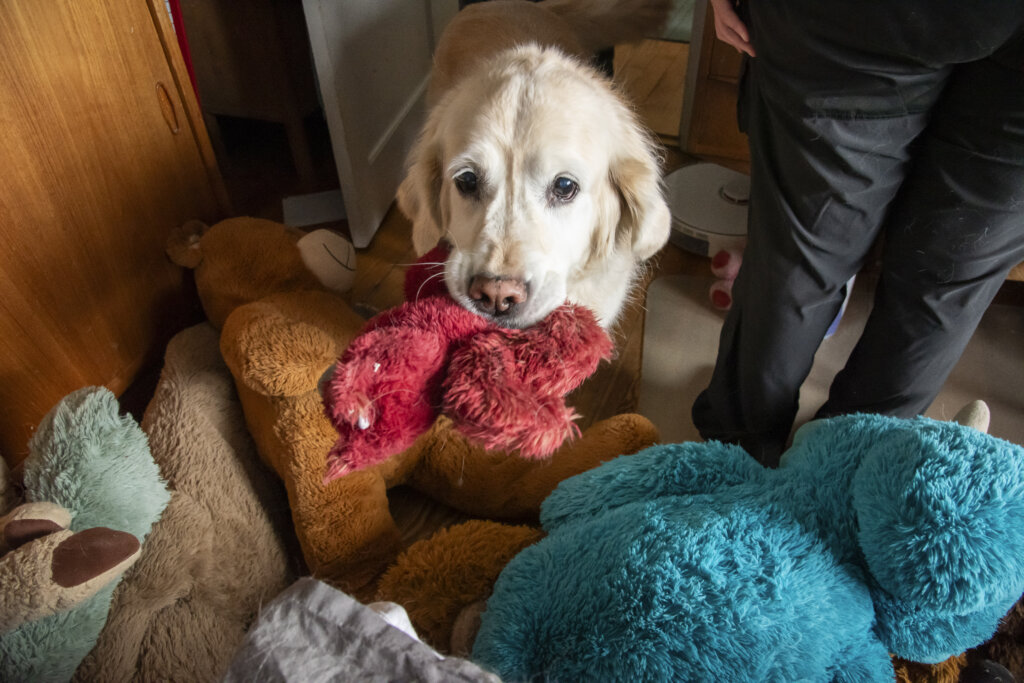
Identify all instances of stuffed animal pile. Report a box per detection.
[378,402,1024,681]
[168,216,659,597]
[11,214,1019,680]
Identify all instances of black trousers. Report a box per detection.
[692,0,1024,466]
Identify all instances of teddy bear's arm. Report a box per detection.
[540,440,762,530]
[222,297,360,398]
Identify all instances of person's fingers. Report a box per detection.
[710,0,756,57]
[720,25,756,57]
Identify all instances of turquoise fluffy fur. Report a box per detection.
[0,387,170,682]
[473,413,1024,681]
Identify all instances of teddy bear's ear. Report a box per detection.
[297,229,357,295]
[166,220,209,269]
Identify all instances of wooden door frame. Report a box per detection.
[678,0,749,164]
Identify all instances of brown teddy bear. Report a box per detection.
[167,216,660,599]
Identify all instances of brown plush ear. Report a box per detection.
[397,112,446,256]
[610,145,671,262]
[166,220,209,269]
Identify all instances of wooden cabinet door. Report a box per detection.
[0,0,228,464]
[679,0,749,163]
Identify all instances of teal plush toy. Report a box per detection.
[0,387,170,682]
[473,406,1024,681]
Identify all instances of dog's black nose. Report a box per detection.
[469,275,527,316]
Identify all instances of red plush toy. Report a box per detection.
[321,246,614,483]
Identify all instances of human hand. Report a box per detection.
[709,0,755,57]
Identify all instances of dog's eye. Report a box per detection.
[454,170,479,198]
[551,176,579,203]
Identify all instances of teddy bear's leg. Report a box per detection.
[235,386,412,598]
[288,465,405,598]
[892,654,966,683]
[375,520,543,652]
[407,413,660,520]
[290,482,405,601]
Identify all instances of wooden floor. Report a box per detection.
[613,38,690,139]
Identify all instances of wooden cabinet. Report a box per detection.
[0,0,229,464]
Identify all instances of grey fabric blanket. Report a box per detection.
[223,578,500,682]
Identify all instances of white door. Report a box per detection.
[302,0,458,247]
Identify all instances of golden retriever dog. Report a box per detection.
[398,0,672,330]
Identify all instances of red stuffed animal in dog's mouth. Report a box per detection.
[321,245,614,483]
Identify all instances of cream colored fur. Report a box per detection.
[398,0,671,329]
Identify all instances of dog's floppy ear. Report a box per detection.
[397,111,446,256]
[610,126,671,261]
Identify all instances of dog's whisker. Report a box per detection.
[396,260,446,268]
[413,271,448,302]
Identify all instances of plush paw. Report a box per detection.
[0,502,71,554]
[324,326,448,479]
[0,504,140,633]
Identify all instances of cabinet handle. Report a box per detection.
[156,82,180,134]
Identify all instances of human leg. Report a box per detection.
[691,0,982,465]
[692,86,933,464]
[818,54,1024,419]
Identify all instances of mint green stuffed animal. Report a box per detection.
[0,387,170,682]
